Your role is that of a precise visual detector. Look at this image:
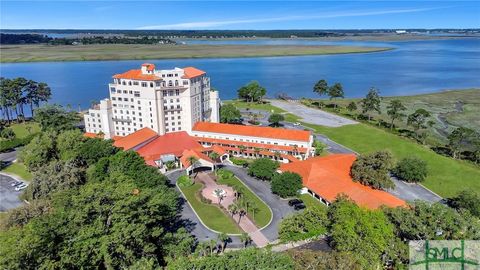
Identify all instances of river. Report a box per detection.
[0,38,479,109]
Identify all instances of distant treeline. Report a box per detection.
[0,33,176,45]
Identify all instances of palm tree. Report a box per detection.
[238,145,246,157]
[209,151,220,162]
[187,155,199,177]
[250,205,259,222]
[208,239,217,255]
[240,233,252,248]
[228,203,238,218]
[237,208,246,224]
[217,233,230,253]
[196,241,209,257]
[214,189,224,205]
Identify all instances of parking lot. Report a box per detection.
[0,174,25,212]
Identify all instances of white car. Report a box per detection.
[15,183,28,191]
[293,122,301,126]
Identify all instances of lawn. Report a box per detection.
[299,194,327,210]
[217,171,272,228]
[178,182,242,234]
[1,162,33,181]
[224,100,301,122]
[302,122,480,198]
[9,122,40,139]
[0,44,391,63]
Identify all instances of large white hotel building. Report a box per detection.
[84,63,220,138]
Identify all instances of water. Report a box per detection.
[0,39,479,109]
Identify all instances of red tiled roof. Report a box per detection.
[136,131,202,160]
[193,122,311,142]
[182,67,206,79]
[113,128,158,150]
[195,136,308,153]
[279,154,406,209]
[84,132,104,139]
[113,69,161,81]
[179,149,214,168]
[142,63,155,71]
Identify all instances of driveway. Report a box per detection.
[270,99,358,127]
[389,177,441,203]
[0,149,18,163]
[0,174,24,212]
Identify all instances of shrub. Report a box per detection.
[393,157,428,183]
[271,172,303,198]
[0,133,38,153]
[230,157,250,167]
[279,207,328,241]
[248,158,279,181]
[216,168,234,180]
[0,128,16,140]
[177,175,193,188]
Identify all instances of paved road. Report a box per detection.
[0,149,18,163]
[389,176,441,203]
[0,174,24,212]
[270,99,358,127]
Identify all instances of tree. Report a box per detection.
[18,131,57,171]
[56,129,86,161]
[217,233,230,253]
[313,79,329,97]
[228,203,239,218]
[393,157,428,183]
[386,99,407,130]
[219,104,241,123]
[328,82,344,110]
[209,152,220,162]
[346,101,358,119]
[268,113,284,127]
[239,233,251,248]
[34,104,80,132]
[407,108,431,144]
[271,172,303,198]
[447,127,477,159]
[288,250,361,270]
[279,206,328,242]
[247,158,279,180]
[448,190,480,218]
[186,155,199,174]
[313,140,325,156]
[361,87,382,121]
[328,196,395,269]
[350,151,395,190]
[237,81,266,103]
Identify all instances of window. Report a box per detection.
[172,128,175,131]
[150,82,154,87]
[137,100,140,104]
[123,90,127,94]
[110,87,116,93]
[133,81,139,86]
[166,128,169,132]
[141,82,147,87]
[175,80,179,86]
[129,90,132,94]
[155,82,161,87]
[168,81,173,87]
[128,82,132,86]
[138,107,141,110]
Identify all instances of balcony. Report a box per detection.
[112,117,132,123]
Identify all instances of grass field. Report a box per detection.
[303,89,480,144]
[299,194,327,210]
[8,122,40,139]
[178,182,242,234]
[0,44,391,63]
[302,122,480,198]
[1,162,33,181]
[217,172,272,228]
[224,100,301,122]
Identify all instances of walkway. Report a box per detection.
[196,173,270,247]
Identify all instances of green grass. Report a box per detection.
[302,122,480,198]
[1,162,33,181]
[299,194,327,210]
[217,173,272,228]
[0,44,392,63]
[4,122,40,140]
[179,182,242,234]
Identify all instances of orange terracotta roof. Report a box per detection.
[142,63,155,71]
[179,149,214,168]
[113,69,161,81]
[182,67,206,79]
[113,128,158,150]
[193,122,311,142]
[136,131,202,159]
[279,154,406,209]
[195,136,308,153]
[84,132,104,139]
[112,136,123,141]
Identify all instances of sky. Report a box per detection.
[1,1,479,30]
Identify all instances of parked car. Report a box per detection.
[293,122,301,126]
[15,183,28,191]
[293,203,306,210]
[10,181,23,187]
[288,199,303,206]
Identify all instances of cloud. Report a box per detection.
[137,7,447,30]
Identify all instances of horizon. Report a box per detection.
[2,1,479,30]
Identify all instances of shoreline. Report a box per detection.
[0,44,392,63]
